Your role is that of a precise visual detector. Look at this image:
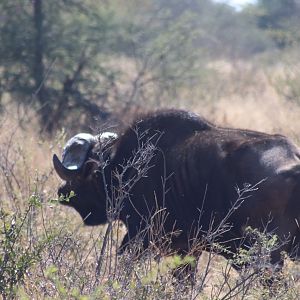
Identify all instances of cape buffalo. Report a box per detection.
[53,109,300,271]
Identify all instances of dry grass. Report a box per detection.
[180,59,300,138]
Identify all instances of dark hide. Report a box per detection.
[53,109,300,270]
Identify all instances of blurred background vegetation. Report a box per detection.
[1,0,300,135]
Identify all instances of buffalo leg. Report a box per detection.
[118,227,150,255]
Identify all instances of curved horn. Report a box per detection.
[95,132,118,161]
[53,133,97,180]
[62,133,96,169]
[53,132,118,180]
[98,132,118,144]
[53,154,78,181]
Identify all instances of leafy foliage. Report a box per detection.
[254,0,300,47]
[0,200,50,298]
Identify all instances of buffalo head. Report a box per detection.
[53,132,118,225]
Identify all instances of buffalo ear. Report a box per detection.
[81,160,99,179]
